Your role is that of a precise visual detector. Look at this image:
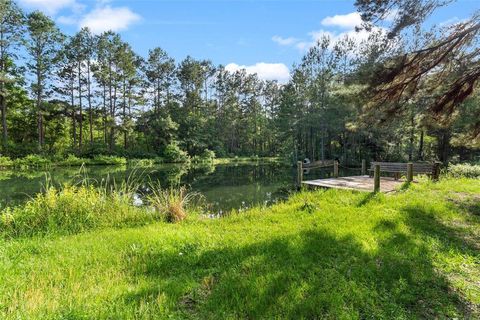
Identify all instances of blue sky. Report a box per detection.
[17,0,479,82]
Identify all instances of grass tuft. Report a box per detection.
[147,185,203,223]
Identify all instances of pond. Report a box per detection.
[0,162,361,213]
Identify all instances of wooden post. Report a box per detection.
[432,161,441,181]
[361,159,366,176]
[374,164,380,193]
[407,163,413,182]
[334,160,339,178]
[297,161,303,186]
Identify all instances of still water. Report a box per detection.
[0,162,360,212]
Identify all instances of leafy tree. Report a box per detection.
[0,0,24,148]
[25,11,63,149]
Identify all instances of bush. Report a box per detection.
[92,155,127,166]
[163,143,190,163]
[77,144,113,158]
[0,156,13,168]
[129,158,155,168]
[123,149,158,159]
[192,149,216,163]
[0,184,162,238]
[59,154,91,166]
[14,155,51,169]
[447,163,480,178]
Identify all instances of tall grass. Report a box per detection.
[1,171,150,238]
[0,168,204,238]
[147,184,203,223]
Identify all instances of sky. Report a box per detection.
[16,0,480,83]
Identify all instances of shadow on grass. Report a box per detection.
[121,221,476,318]
[448,196,480,217]
[399,181,412,191]
[356,192,377,207]
[401,204,479,253]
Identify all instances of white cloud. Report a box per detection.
[18,0,78,15]
[273,11,387,52]
[79,5,141,34]
[439,17,468,27]
[57,15,77,25]
[281,28,384,52]
[225,62,290,83]
[321,12,363,29]
[272,35,298,46]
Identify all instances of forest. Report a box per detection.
[1,1,480,318]
[0,0,479,165]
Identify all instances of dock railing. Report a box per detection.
[298,159,441,191]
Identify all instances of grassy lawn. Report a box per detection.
[0,178,479,319]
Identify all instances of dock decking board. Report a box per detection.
[302,175,405,193]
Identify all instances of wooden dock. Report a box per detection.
[302,175,405,193]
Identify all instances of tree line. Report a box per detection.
[0,0,478,164]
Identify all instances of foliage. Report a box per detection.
[0,184,161,238]
[59,154,90,166]
[447,163,480,178]
[0,3,478,164]
[0,156,13,167]
[163,143,190,163]
[0,178,479,318]
[128,158,155,168]
[192,149,216,163]
[91,155,127,166]
[13,154,51,168]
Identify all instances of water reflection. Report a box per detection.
[0,163,360,212]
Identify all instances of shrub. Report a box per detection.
[447,163,480,179]
[14,155,51,169]
[77,144,112,158]
[163,143,190,163]
[0,184,161,238]
[147,186,202,223]
[129,158,155,168]
[60,154,91,166]
[92,155,127,166]
[0,156,13,168]
[192,149,216,163]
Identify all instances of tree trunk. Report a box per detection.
[0,33,7,148]
[78,62,83,148]
[36,67,43,149]
[0,84,7,148]
[108,62,115,151]
[438,129,451,164]
[417,130,424,161]
[123,78,127,150]
[103,83,107,144]
[408,114,415,161]
[87,59,93,144]
[71,81,76,148]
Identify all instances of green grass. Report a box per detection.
[0,178,479,319]
[0,184,159,238]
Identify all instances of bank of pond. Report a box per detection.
[0,176,479,318]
